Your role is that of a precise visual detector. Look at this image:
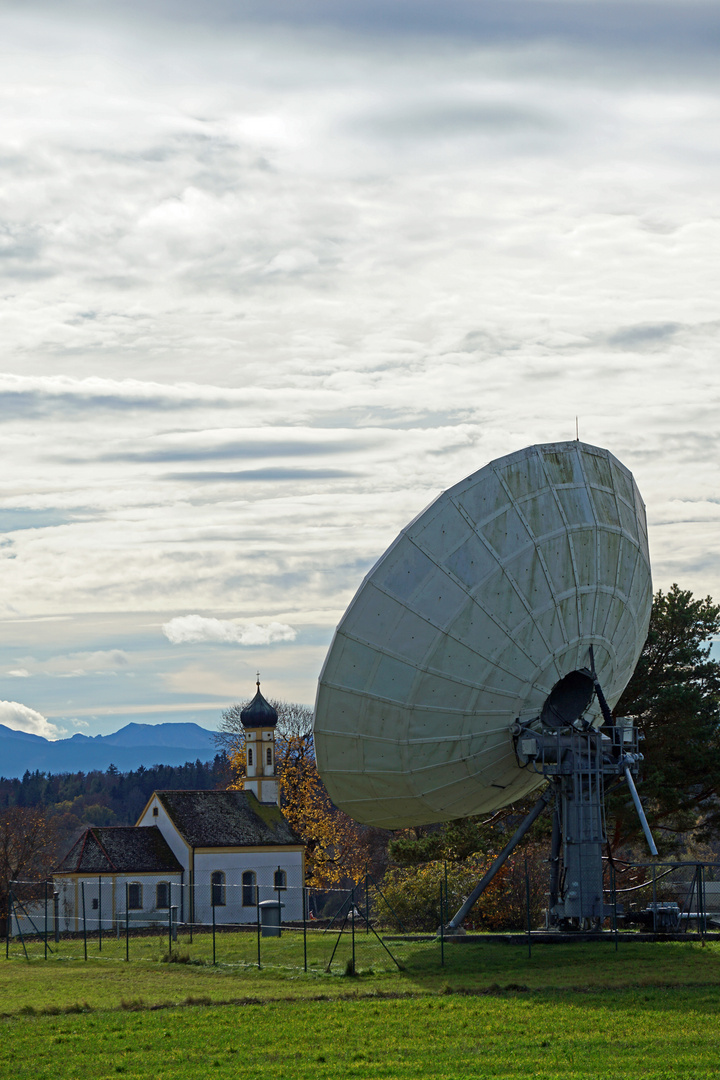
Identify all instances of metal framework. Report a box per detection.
[446,662,658,933]
[527,724,651,926]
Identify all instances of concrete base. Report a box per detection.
[384,931,720,945]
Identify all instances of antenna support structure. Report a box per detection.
[515,715,653,928]
[446,664,658,933]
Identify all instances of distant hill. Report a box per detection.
[0,722,218,778]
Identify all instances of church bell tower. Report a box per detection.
[241,676,279,806]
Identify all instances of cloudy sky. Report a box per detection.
[1,0,719,740]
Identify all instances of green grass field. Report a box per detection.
[2,932,720,1078]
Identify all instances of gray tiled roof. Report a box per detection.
[55,826,182,874]
[155,789,300,847]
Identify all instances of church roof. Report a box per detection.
[55,826,182,874]
[240,681,278,729]
[155,789,300,847]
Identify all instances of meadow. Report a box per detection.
[1,931,719,1078]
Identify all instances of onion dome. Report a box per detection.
[240,677,278,729]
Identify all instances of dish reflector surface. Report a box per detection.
[314,441,652,828]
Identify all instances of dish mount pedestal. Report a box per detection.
[522,724,642,928]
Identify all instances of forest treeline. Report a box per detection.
[0,755,229,829]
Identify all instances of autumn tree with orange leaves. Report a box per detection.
[216,700,367,888]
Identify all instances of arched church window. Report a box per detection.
[242,871,257,907]
[211,871,226,907]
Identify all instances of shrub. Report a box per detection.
[372,845,547,931]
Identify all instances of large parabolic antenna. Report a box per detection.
[314,441,652,832]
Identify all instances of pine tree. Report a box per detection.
[609,584,720,851]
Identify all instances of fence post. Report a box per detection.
[612,863,618,952]
[44,881,48,961]
[525,856,532,959]
[303,886,308,973]
[212,899,216,965]
[81,881,88,961]
[652,864,657,933]
[256,894,261,970]
[351,887,356,975]
[168,882,173,957]
[365,866,370,934]
[98,875,102,954]
[54,890,60,944]
[439,881,445,967]
[125,883,130,962]
[699,863,706,940]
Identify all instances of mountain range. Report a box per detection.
[0,722,219,778]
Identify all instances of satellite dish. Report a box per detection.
[314,441,652,830]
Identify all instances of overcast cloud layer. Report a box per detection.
[1,1,719,737]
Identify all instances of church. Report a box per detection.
[53,682,306,932]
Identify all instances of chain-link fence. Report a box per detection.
[606,861,720,933]
[6,870,414,972]
[7,861,719,968]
